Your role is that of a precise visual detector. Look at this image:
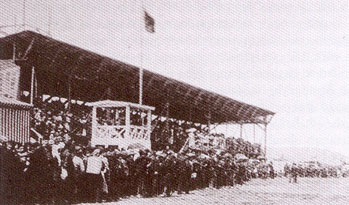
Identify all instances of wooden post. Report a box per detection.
[12,109,15,141]
[139,0,144,105]
[253,124,256,143]
[147,109,151,139]
[3,109,5,139]
[23,110,26,143]
[115,109,119,125]
[13,110,15,142]
[19,110,21,143]
[30,66,35,105]
[15,110,18,143]
[5,108,8,140]
[22,110,25,143]
[26,110,30,143]
[3,108,6,138]
[18,110,20,144]
[91,106,97,147]
[264,124,267,157]
[67,72,72,111]
[240,123,243,139]
[24,110,27,143]
[24,110,28,143]
[125,105,130,138]
[7,109,10,140]
[0,108,2,137]
[6,109,9,140]
[10,109,12,141]
[139,68,143,105]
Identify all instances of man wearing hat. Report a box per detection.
[85,148,107,203]
[177,154,192,194]
[72,146,85,202]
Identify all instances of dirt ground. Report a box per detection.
[85,177,349,205]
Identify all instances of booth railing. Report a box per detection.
[88,100,154,149]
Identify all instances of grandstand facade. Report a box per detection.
[0,31,274,151]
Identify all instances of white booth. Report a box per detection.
[86,100,155,149]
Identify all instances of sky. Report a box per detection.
[1,0,348,156]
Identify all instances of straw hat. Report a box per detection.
[92,148,101,156]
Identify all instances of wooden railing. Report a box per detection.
[96,125,126,139]
[95,125,150,140]
[129,125,151,140]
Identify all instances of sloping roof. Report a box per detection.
[0,96,32,109]
[0,31,274,124]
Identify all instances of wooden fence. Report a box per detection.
[0,98,32,144]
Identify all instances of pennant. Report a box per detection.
[144,10,155,33]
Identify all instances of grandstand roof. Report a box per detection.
[0,31,274,124]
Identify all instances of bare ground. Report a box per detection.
[83,177,349,205]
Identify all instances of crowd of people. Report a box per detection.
[0,138,273,204]
[33,97,91,144]
[0,97,278,204]
[284,162,345,179]
[32,97,264,158]
[226,137,263,158]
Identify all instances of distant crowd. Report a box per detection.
[284,162,345,179]
[0,139,274,204]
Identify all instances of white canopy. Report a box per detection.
[86,100,155,111]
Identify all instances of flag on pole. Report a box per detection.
[144,10,155,33]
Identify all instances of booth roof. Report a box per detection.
[0,31,274,124]
[86,100,155,111]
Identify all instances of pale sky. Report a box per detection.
[1,0,348,156]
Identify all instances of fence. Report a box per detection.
[0,97,32,144]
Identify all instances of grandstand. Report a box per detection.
[0,31,274,151]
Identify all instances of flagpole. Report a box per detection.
[139,0,144,105]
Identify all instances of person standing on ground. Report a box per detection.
[72,146,85,202]
[289,163,298,183]
[268,162,275,179]
[85,148,106,203]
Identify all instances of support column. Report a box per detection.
[264,123,268,157]
[125,105,130,139]
[10,109,13,141]
[30,66,35,105]
[15,110,18,143]
[26,110,30,143]
[253,124,256,143]
[164,103,172,144]
[240,123,243,139]
[91,106,97,147]
[206,111,212,132]
[19,110,22,144]
[147,110,151,139]
[0,108,2,137]
[5,109,9,139]
[67,72,72,111]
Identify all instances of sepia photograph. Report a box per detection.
[0,0,348,204]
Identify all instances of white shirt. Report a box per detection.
[73,156,85,172]
[86,156,103,174]
[101,156,109,171]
